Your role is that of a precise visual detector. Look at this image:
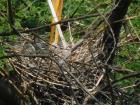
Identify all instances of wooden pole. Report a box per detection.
[49,0,64,46]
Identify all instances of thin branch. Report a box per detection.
[112,72,140,84]
[0,13,100,36]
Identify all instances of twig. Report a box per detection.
[0,13,100,36]
[112,72,140,84]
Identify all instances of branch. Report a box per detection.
[0,54,50,60]
[0,13,99,36]
[112,72,140,84]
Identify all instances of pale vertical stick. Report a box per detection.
[48,0,67,49]
[68,22,74,46]
[50,0,58,44]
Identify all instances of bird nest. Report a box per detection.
[1,28,139,105]
[3,25,139,104]
[2,26,108,105]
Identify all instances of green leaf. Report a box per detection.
[0,45,5,57]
